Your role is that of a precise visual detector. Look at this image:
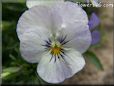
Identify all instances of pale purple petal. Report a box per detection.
[37,49,85,83]
[88,13,100,30]
[85,0,90,3]
[91,30,100,45]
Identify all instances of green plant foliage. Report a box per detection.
[84,51,104,70]
[2,3,47,84]
[1,67,21,78]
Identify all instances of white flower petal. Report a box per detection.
[63,49,85,76]
[51,1,91,53]
[20,28,46,63]
[53,1,88,25]
[17,6,51,40]
[58,22,91,54]
[26,0,64,8]
[37,49,85,83]
[20,43,43,63]
[17,5,62,40]
[50,9,63,35]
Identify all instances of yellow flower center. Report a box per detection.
[50,42,62,56]
[51,46,61,56]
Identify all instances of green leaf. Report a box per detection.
[1,67,21,78]
[84,51,104,70]
[9,54,17,61]
[2,0,26,3]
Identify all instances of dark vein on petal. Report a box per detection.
[61,50,66,55]
[49,54,53,62]
[54,55,56,63]
[48,38,51,43]
[45,40,51,45]
[61,35,67,43]
[61,40,70,45]
[59,53,65,61]
[42,44,51,48]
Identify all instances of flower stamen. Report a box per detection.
[43,35,69,61]
[51,46,62,56]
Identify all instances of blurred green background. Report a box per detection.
[1,0,114,85]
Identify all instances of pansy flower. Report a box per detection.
[89,13,100,45]
[17,0,92,83]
